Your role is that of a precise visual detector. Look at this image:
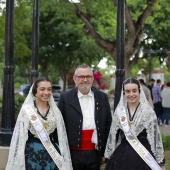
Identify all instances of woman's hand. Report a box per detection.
[161,166,166,170]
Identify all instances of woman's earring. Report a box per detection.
[32,94,37,101]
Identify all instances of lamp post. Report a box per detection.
[30,0,39,84]
[144,49,156,80]
[0,0,15,146]
[114,0,125,111]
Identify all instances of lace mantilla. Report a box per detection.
[104,85,164,164]
[28,108,57,138]
[5,85,73,170]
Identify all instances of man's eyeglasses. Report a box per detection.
[75,75,93,80]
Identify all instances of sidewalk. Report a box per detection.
[159,125,170,135]
[0,146,9,170]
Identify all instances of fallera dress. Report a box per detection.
[105,88,165,170]
[5,85,72,170]
[105,128,156,170]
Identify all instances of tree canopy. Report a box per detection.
[57,0,169,79]
[0,0,170,87]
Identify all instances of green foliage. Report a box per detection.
[130,57,168,79]
[127,0,150,20]
[0,0,170,82]
[38,2,106,87]
[0,62,4,80]
[14,95,25,115]
[0,14,5,62]
[0,0,32,84]
[142,0,170,62]
[162,135,170,150]
[165,151,170,170]
[14,82,21,88]
[0,94,25,119]
[73,0,170,75]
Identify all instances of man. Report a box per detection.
[147,78,155,100]
[93,79,100,90]
[138,79,154,108]
[58,65,112,170]
[152,79,162,124]
[161,82,170,126]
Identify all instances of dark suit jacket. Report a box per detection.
[57,87,112,155]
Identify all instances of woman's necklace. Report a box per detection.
[34,101,50,130]
[41,119,49,130]
[127,103,140,127]
[37,108,50,130]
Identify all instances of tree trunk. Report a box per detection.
[166,51,170,76]
[41,61,48,77]
[75,0,156,76]
[63,73,67,91]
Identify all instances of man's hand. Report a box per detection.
[101,157,105,165]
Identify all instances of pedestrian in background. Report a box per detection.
[58,64,112,170]
[93,79,100,90]
[138,79,154,109]
[152,79,163,124]
[161,81,170,126]
[147,78,155,100]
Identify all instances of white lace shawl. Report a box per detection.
[5,85,73,170]
[104,85,165,164]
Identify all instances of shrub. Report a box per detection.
[15,95,26,115]
[0,95,25,120]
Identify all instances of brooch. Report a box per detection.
[31,115,37,121]
[121,116,126,122]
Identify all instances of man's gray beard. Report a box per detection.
[79,84,91,93]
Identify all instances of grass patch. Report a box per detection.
[165,150,170,170]
[162,135,170,169]
[162,135,170,150]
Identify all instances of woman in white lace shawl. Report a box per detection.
[104,78,165,170]
[6,77,72,170]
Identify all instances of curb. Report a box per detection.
[0,146,9,170]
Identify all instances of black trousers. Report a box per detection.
[154,101,163,122]
[70,149,102,170]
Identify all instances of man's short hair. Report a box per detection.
[157,79,161,84]
[139,79,145,85]
[166,82,170,87]
[149,79,155,82]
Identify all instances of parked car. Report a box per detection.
[18,84,62,103]
[52,84,62,103]
[19,85,31,96]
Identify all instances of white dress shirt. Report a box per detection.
[78,89,95,130]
